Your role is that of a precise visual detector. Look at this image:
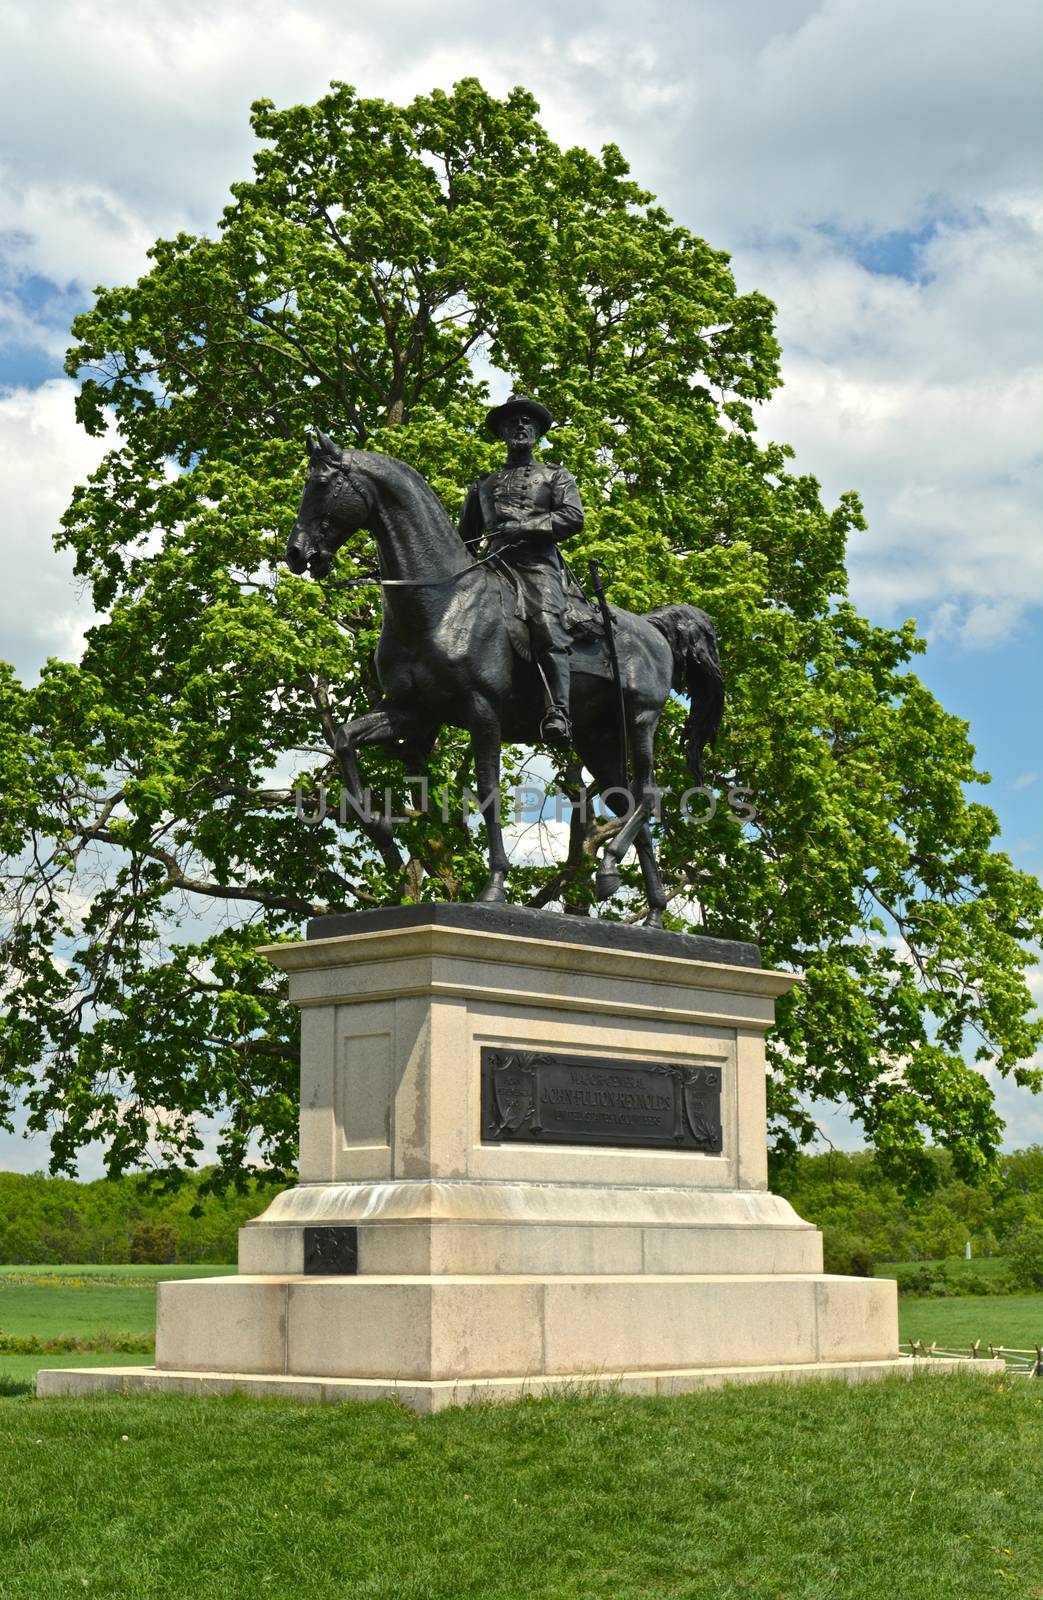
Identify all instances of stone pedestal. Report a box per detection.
[38,905,908,1410]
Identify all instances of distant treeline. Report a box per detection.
[773,1146,1043,1281]
[4,1147,1043,1272]
[0,1169,286,1264]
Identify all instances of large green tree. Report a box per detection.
[1,80,1039,1191]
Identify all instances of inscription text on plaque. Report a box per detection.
[481,1048,723,1152]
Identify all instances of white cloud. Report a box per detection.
[0,0,1039,270]
[0,167,172,299]
[0,380,105,679]
[0,282,70,361]
[664,0,1043,240]
[502,817,572,868]
[0,4,375,307]
[979,1053,1043,1150]
[739,196,1043,644]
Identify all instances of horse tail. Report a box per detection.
[644,604,724,783]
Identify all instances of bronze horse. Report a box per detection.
[285,430,723,926]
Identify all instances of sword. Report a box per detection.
[588,560,631,784]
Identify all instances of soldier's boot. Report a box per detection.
[538,647,573,749]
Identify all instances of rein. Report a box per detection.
[322,544,516,592]
[311,453,520,591]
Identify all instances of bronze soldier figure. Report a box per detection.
[458,394,584,747]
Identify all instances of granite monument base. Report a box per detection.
[39,906,912,1408]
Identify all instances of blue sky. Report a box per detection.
[0,0,1040,1171]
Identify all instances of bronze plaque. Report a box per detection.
[303,1226,358,1275]
[481,1048,722,1152]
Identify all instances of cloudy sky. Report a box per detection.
[1,0,1040,1169]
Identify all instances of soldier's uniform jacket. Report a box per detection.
[458,462,584,632]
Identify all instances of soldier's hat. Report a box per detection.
[485,393,554,438]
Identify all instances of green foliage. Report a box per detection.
[128,1220,178,1265]
[820,1226,877,1277]
[0,1169,278,1264]
[775,1146,1043,1269]
[0,1331,152,1355]
[891,1262,1018,1298]
[1007,1222,1043,1291]
[1,79,1040,1188]
[2,1381,1041,1598]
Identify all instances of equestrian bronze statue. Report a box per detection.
[285,397,723,927]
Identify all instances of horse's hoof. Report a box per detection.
[595,866,620,902]
[643,908,664,928]
[475,880,507,905]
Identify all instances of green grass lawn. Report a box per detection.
[1,1375,1039,1599]
[2,1279,163,1341]
[0,1264,233,1338]
[899,1293,1043,1351]
[879,1255,1012,1281]
[0,1263,234,1281]
[0,1265,233,1379]
[0,1350,150,1388]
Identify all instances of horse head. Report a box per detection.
[285,429,371,579]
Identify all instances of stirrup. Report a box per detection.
[540,708,573,748]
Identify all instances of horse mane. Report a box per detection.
[342,448,466,549]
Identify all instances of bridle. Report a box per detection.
[302,454,523,592]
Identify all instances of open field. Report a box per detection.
[0,1266,232,1339]
[3,1374,1040,1599]
[0,1263,234,1281]
[0,1265,233,1382]
[4,1265,1043,1384]
[899,1293,1043,1351]
[3,1279,167,1342]
[879,1256,1012,1282]
[0,1351,151,1388]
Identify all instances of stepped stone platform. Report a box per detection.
[39,905,922,1410]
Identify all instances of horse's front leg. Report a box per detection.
[470,703,509,904]
[333,708,403,863]
[334,709,398,757]
[595,797,649,900]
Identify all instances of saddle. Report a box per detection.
[494,564,616,680]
